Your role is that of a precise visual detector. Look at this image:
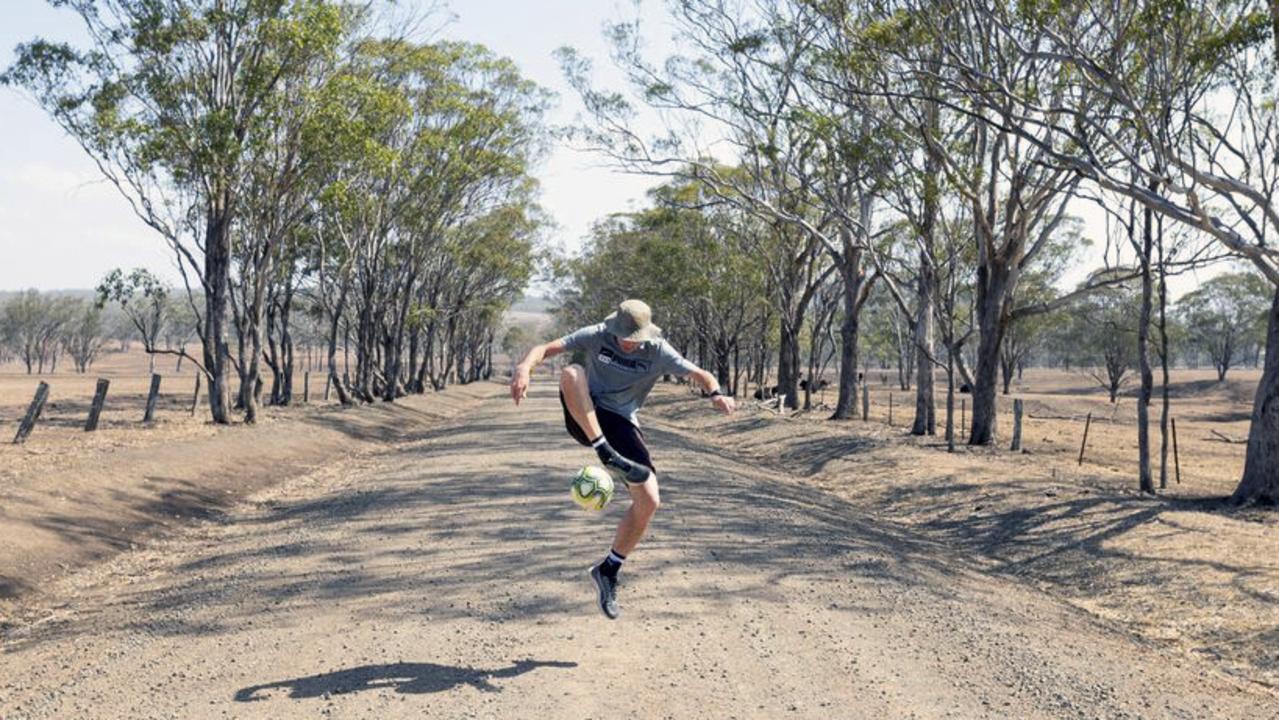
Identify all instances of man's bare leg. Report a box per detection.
[559,364,605,440]
[611,477,660,556]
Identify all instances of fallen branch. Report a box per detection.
[1207,429,1246,444]
[1028,412,1117,424]
[1028,413,1079,421]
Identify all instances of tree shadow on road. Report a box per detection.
[2,386,974,648]
[233,659,577,701]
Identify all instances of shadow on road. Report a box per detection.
[233,659,578,701]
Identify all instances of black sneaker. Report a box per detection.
[588,563,620,619]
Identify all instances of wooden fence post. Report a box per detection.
[888,392,893,426]
[1010,399,1023,451]
[190,374,202,416]
[144,373,162,423]
[861,384,869,421]
[14,382,50,444]
[1078,412,1093,466]
[304,371,311,404]
[85,378,110,432]
[1171,417,1182,484]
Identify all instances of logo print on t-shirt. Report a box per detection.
[597,346,649,373]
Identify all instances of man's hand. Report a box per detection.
[711,393,736,415]
[510,365,531,405]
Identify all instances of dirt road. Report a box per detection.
[1,382,1273,719]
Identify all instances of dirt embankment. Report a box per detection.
[0,381,501,621]
[643,382,1279,690]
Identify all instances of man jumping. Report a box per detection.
[509,299,735,619]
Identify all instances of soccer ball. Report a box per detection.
[570,466,615,511]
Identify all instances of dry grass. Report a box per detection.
[645,367,1279,689]
[0,347,500,617]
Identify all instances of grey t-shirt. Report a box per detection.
[560,323,698,424]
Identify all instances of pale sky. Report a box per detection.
[0,0,665,291]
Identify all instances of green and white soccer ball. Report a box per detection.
[570,465,616,511]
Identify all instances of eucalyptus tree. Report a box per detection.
[424,202,542,390]
[560,1,859,410]
[379,42,547,399]
[227,10,355,421]
[5,0,352,423]
[833,1,959,435]
[1177,271,1271,381]
[306,54,410,405]
[305,38,547,402]
[63,300,107,374]
[3,291,44,374]
[3,290,74,375]
[97,268,175,373]
[865,0,1136,446]
[799,2,907,419]
[1072,280,1142,403]
[917,0,1279,501]
[556,180,769,396]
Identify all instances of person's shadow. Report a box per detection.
[234,659,578,701]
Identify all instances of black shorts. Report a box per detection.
[559,392,655,477]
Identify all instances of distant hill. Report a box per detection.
[0,289,99,302]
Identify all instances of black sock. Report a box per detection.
[590,435,616,465]
[600,549,626,578]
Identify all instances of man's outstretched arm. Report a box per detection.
[510,339,566,405]
[687,367,737,415]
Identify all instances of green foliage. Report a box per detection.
[1048,278,1142,398]
[96,268,172,348]
[556,176,769,360]
[96,268,169,310]
[6,0,355,197]
[1191,8,1271,65]
[1175,270,1271,375]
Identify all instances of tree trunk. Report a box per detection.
[714,340,732,390]
[1136,205,1155,494]
[731,340,741,397]
[240,258,271,424]
[1231,286,1279,505]
[777,318,802,411]
[279,287,294,406]
[968,264,1010,446]
[204,205,233,424]
[381,272,416,402]
[1157,218,1171,490]
[326,291,353,406]
[912,252,935,436]
[945,338,956,452]
[832,246,864,420]
[266,304,282,405]
[242,318,265,423]
[406,325,421,393]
